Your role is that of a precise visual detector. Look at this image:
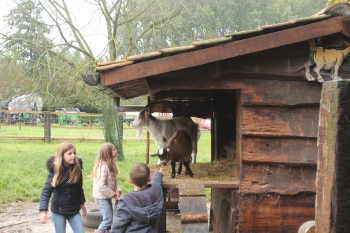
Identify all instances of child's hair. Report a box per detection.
[129,163,150,187]
[92,142,119,182]
[51,142,81,187]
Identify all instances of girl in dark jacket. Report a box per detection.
[39,142,87,233]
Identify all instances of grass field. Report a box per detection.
[0,124,211,204]
[0,124,108,139]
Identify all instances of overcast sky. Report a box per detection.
[0,0,108,55]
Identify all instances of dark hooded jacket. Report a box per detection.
[110,171,164,233]
[39,156,86,215]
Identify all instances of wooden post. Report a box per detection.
[158,188,167,233]
[316,80,350,232]
[44,111,51,143]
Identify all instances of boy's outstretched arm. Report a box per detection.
[151,168,164,186]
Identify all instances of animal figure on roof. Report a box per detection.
[304,38,350,83]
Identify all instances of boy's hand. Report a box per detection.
[159,168,164,175]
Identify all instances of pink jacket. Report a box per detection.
[93,162,121,199]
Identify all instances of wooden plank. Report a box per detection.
[179,197,207,213]
[242,106,319,137]
[240,164,316,194]
[239,194,315,233]
[242,137,317,165]
[162,181,239,189]
[241,81,321,106]
[181,223,208,233]
[147,77,248,96]
[316,81,350,233]
[101,17,343,86]
[145,51,309,82]
[178,184,206,196]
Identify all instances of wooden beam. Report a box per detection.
[242,106,319,137]
[181,213,208,224]
[242,137,317,165]
[239,194,315,232]
[240,164,316,194]
[149,51,309,81]
[241,81,321,106]
[178,184,206,196]
[159,188,167,233]
[162,180,239,189]
[101,17,343,86]
[316,81,350,232]
[147,78,322,106]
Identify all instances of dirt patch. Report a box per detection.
[0,201,182,233]
[0,201,95,233]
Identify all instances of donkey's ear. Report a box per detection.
[146,106,151,115]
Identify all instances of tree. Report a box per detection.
[32,0,187,151]
[0,0,53,100]
[0,0,330,149]
[0,0,107,112]
[4,0,52,66]
[326,0,350,7]
[37,0,187,61]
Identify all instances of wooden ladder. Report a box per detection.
[178,184,209,233]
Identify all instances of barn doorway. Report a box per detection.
[211,90,237,162]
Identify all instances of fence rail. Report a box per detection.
[0,110,147,142]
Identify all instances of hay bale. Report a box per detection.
[148,160,237,182]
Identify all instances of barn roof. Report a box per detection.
[83,2,350,112]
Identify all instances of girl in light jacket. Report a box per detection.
[92,142,122,233]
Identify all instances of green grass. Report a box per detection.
[0,123,145,139]
[0,128,211,204]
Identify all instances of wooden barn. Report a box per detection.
[83,3,350,232]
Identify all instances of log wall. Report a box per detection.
[237,80,321,232]
[210,80,321,232]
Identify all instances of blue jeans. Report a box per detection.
[94,198,113,230]
[52,212,84,233]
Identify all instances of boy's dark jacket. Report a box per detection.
[39,156,86,215]
[110,171,164,233]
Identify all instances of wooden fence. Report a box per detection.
[0,110,138,142]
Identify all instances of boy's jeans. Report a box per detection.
[95,198,113,230]
[52,212,84,233]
